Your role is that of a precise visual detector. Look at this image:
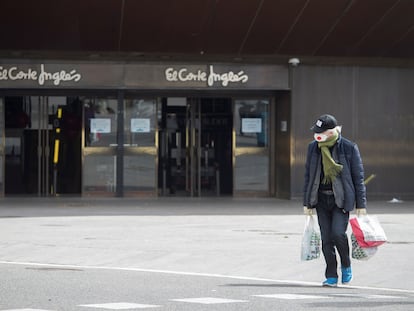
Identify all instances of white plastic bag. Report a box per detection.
[351,233,378,260]
[357,215,387,243]
[301,215,321,261]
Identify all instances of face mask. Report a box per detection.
[314,133,328,142]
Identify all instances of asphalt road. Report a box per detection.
[1,262,414,311]
[0,197,413,310]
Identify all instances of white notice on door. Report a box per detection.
[131,118,150,133]
[91,118,111,133]
[242,118,262,133]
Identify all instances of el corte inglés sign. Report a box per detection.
[0,64,81,86]
[165,65,248,87]
[0,62,288,90]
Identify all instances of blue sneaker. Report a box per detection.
[322,278,338,287]
[342,266,353,284]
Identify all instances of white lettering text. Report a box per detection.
[0,64,82,86]
[165,65,248,87]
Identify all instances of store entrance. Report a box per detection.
[158,98,233,196]
[4,96,82,196]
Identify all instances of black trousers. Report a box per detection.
[316,192,350,279]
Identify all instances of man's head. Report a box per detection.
[311,114,340,142]
[311,114,338,133]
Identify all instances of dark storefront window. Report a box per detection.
[0,98,3,194]
[0,96,82,196]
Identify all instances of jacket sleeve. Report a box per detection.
[350,144,367,209]
[303,143,312,207]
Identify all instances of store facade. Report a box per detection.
[0,61,292,198]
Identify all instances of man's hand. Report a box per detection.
[356,208,367,217]
[303,206,313,216]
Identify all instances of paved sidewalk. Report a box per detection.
[0,197,413,292]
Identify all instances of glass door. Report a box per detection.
[4,96,52,195]
[158,97,188,195]
[233,99,270,195]
[4,96,82,196]
[159,97,233,196]
[83,97,118,195]
[187,97,201,197]
[123,97,158,196]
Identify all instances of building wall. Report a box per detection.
[291,65,414,201]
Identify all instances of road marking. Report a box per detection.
[1,260,413,295]
[1,309,54,311]
[253,294,331,300]
[364,294,406,299]
[171,297,248,304]
[78,303,161,309]
[331,293,406,299]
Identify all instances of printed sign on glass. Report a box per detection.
[131,118,150,133]
[242,118,262,133]
[91,118,111,133]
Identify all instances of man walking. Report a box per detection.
[303,114,367,287]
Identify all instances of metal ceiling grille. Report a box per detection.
[0,0,413,59]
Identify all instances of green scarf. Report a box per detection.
[318,131,343,184]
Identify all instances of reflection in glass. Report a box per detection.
[123,98,157,195]
[84,98,117,147]
[124,154,156,192]
[234,99,269,147]
[124,98,156,147]
[83,155,116,193]
[235,153,269,191]
[234,98,270,194]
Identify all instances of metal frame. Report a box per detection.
[38,96,50,196]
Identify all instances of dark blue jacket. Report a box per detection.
[303,136,367,211]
